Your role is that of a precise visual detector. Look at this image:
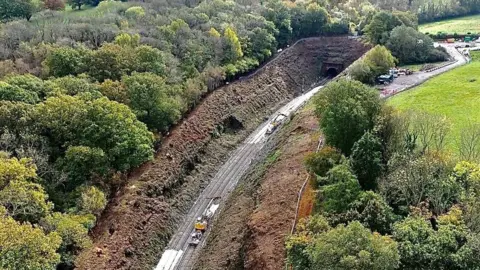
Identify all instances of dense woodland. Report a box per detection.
[287,78,480,269]
[0,0,352,268]
[0,0,477,269]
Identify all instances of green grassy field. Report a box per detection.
[419,14,480,34]
[388,52,480,153]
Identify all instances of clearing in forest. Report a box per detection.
[419,14,480,34]
[388,51,480,153]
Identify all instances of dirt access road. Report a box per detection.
[155,84,325,270]
[381,43,467,97]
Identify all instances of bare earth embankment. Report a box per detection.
[76,36,367,269]
[195,102,319,270]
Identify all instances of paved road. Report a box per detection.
[155,84,325,270]
[381,43,468,98]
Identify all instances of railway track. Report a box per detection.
[156,83,325,270]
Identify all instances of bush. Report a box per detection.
[125,6,145,19]
[304,146,343,179]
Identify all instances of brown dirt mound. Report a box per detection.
[75,36,368,270]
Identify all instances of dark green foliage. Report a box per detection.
[0,82,39,104]
[291,3,329,38]
[44,47,88,78]
[34,95,154,172]
[304,146,342,179]
[350,191,397,234]
[56,146,109,191]
[0,0,36,21]
[122,73,183,132]
[350,131,383,190]
[321,164,362,213]
[393,208,477,269]
[4,75,47,99]
[387,26,447,64]
[307,221,400,270]
[364,11,403,45]
[314,79,382,155]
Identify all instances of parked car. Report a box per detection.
[376,74,394,85]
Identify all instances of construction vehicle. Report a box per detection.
[189,199,220,247]
[266,113,287,135]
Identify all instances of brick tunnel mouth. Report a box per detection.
[326,67,338,78]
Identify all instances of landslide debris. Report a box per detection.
[75,36,368,269]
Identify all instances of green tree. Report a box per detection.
[248,27,277,62]
[114,33,140,48]
[223,26,243,63]
[57,146,109,191]
[350,191,397,234]
[364,45,396,78]
[0,82,40,104]
[364,11,402,45]
[45,76,101,97]
[67,0,87,10]
[134,45,166,75]
[387,25,446,64]
[44,47,87,77]
[34,95,154,172]
[350,131,383,190]
[321,164,362,213]
[308,221,400,270]
[125,6,145,19]
[41,212,94,268]
[0,207,61,270]
[393,207,477,269]
[122,73,183,131]
[0,0,36,21]
[4,74,48,99]
[0,180,53,223]
[290,3,329,37]
[98,80,129,104]
[314,79,382,155]
[77,186,106,217]
[86,43,129,82]
[348,59,373,84]
[0,156,36,188]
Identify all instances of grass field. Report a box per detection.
[419,14,480,34]
[388,51,480,153]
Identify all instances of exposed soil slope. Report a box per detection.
[76,36,368,270]
[195,102,319,270]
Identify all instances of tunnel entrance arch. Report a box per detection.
[321,62,344,78]
[326,67,338,78]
